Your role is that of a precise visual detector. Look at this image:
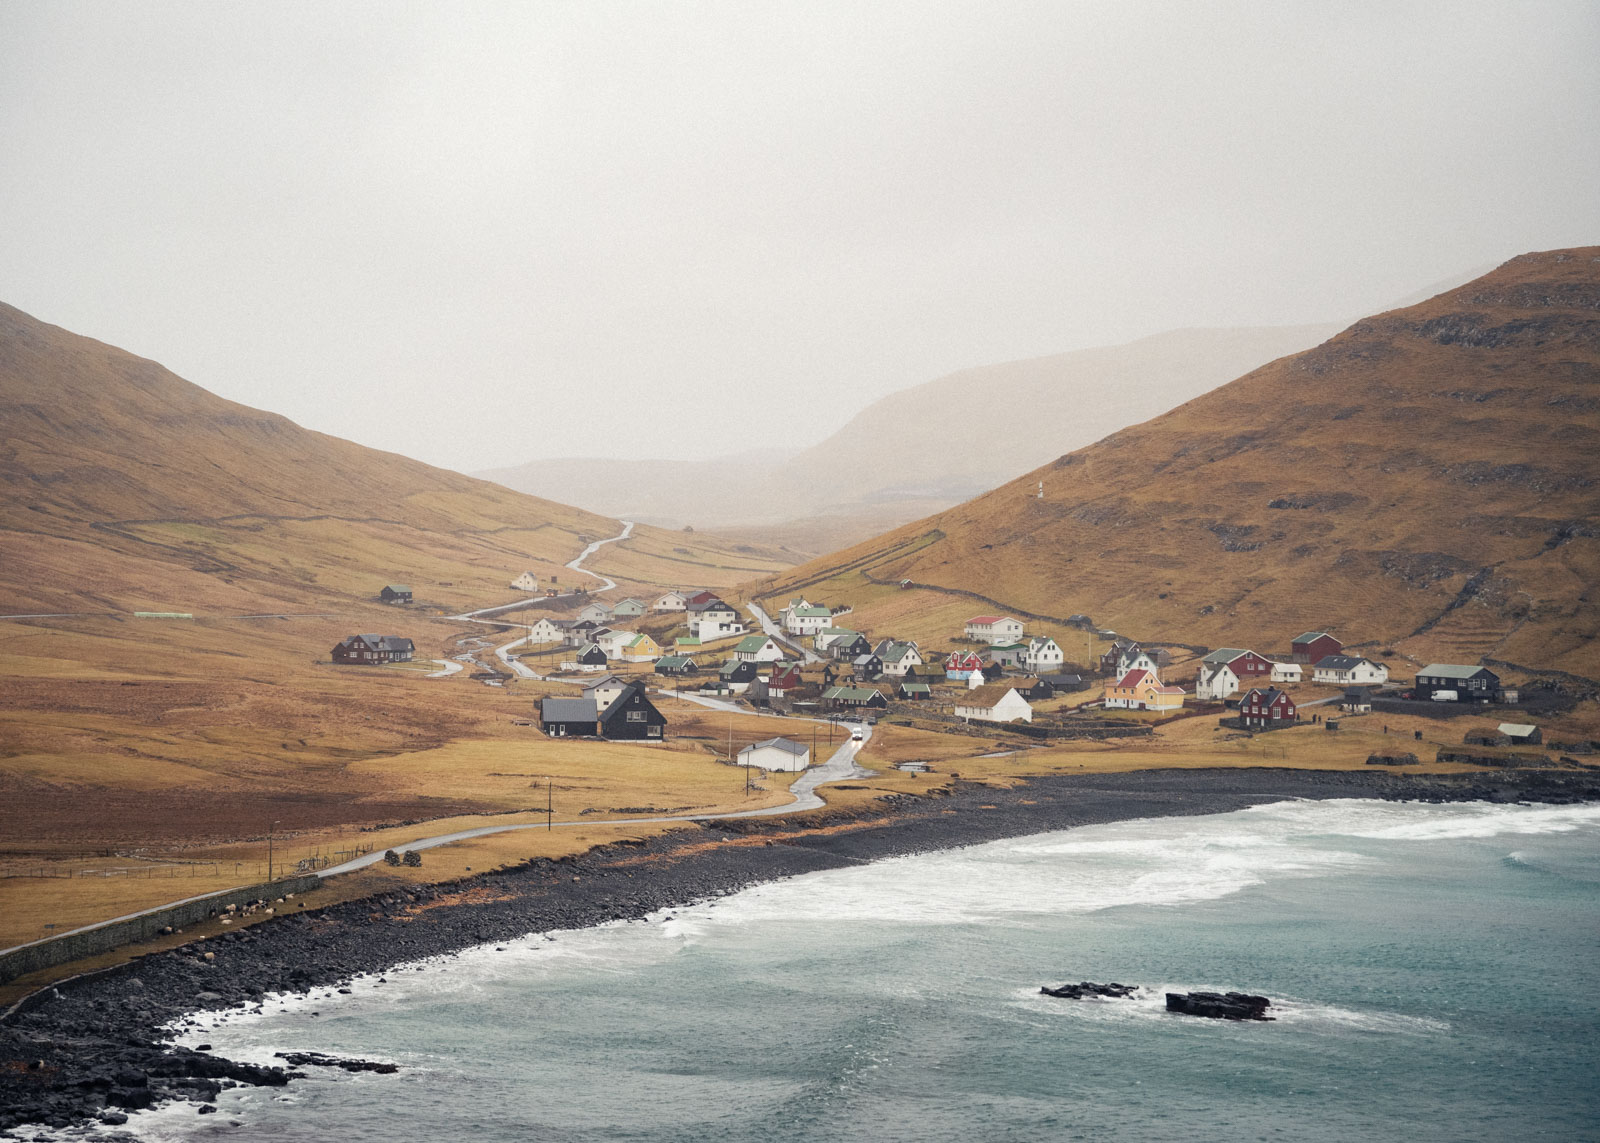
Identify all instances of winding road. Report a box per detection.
[445,520,636,679]
[315,716,873,877]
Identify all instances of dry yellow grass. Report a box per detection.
[750,250,1600,678]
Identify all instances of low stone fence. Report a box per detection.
[0,874,319,986]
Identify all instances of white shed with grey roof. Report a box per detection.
[737,737,812,772]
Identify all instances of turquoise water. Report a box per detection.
[144,799,1600,1142]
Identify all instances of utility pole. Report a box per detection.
[268,820,280,881]
[546,777,553,830]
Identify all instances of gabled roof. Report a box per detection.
[899,682,932,694]
[656,655,695,669]
[687,598,733,613]
[383,584,411,592]
[1242,686,1289,706]
[1499,723,1537,736]
[582,674,628,691]
[743,737,808,757]
[879,641,918,661]
[1417,663,1494,679]
[958,684,1027,708]
[1042,673,1084,685]
[1294,630,1337,644]
[966,615,1013,626]
[1116,668,1150,688]
[852,653,879,665]
[822,685,882,702]
[1314,655,1368,671]
[598,683,653,722]
[791,605,833,618]
[1201,647,1252,664]
[541,697,597,722]
[734,635,773,652]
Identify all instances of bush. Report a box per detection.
[383,849,400,866]
[402,850,422,867]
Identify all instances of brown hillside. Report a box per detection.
[0,301,627,614]
[753,249,1600,678]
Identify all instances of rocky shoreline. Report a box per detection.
[3,766,1596,1137]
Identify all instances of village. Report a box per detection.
[327,569,1575,776]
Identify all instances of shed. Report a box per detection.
[738,737,811,772]
[379,584,413,604]
[1498,723,1541,745]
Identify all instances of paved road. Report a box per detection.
[442,520,635,678]
[425,659,464,678]
[747,601,820,663]
[315,717,874,876]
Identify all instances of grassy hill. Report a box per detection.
[749,249,1600,679]
[0,300,635,616]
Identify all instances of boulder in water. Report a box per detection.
[1039,981,1138,1000]
[1164,991,1273,1021]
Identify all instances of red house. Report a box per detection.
[1291,631,1343,665]
[1200,648,1275,679]
[767,663,804,696]
[1240,687,1296,728]
[946,650,984,680]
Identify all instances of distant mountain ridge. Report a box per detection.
[752,248,1600,678]
[477,323,1342,534]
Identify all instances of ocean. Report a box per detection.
[128,798,1600,1142]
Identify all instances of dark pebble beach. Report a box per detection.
[3,766,1596,1137]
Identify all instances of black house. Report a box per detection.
[574,643,609,668]
[720,660,759,685]
[598,683,667,740]
[540,696,597,737]
[830,633,871,660]
[1010,677,1055,701]
[852,653,884,681]
[1414,664,1501,702]
[332,634,415,665]
[1040,673,1089,693]
[379,584,413,604]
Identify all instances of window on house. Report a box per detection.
[627,710,647,722]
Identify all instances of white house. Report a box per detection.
[964,615,1025,645]
[595,628,638,658]
[953,684,1034,723]
[525,617,567,645]
[611,598,647,618]
[510,571,539,592]
[582,675,631,710]
[689,599,745,641]
[875,640,923,677]
[1312,656,1389,686]
[737,736,812,772]
[577,601,612,624]
[1024,636,1065,672]
[1195,663,1240,701]
[1118,649,1161,677]
[782,600,836,636]
[653,591,690,613]
[1270,661,1304,684]
[733,634,786,663]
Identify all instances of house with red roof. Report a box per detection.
[1104,668,1185,712]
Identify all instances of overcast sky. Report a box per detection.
[2,2,1597,471]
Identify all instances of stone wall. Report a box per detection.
[0,875,320,985]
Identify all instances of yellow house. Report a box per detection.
[621,633,662,663]
[1104,668,1185,712]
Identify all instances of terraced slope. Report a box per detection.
[751,249,1600,678]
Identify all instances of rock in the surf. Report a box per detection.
[1164,991,1273,1020]
[1039,981,1138,1000]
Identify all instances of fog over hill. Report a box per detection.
[478,323,1341,541]
[752,248,1600,678]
